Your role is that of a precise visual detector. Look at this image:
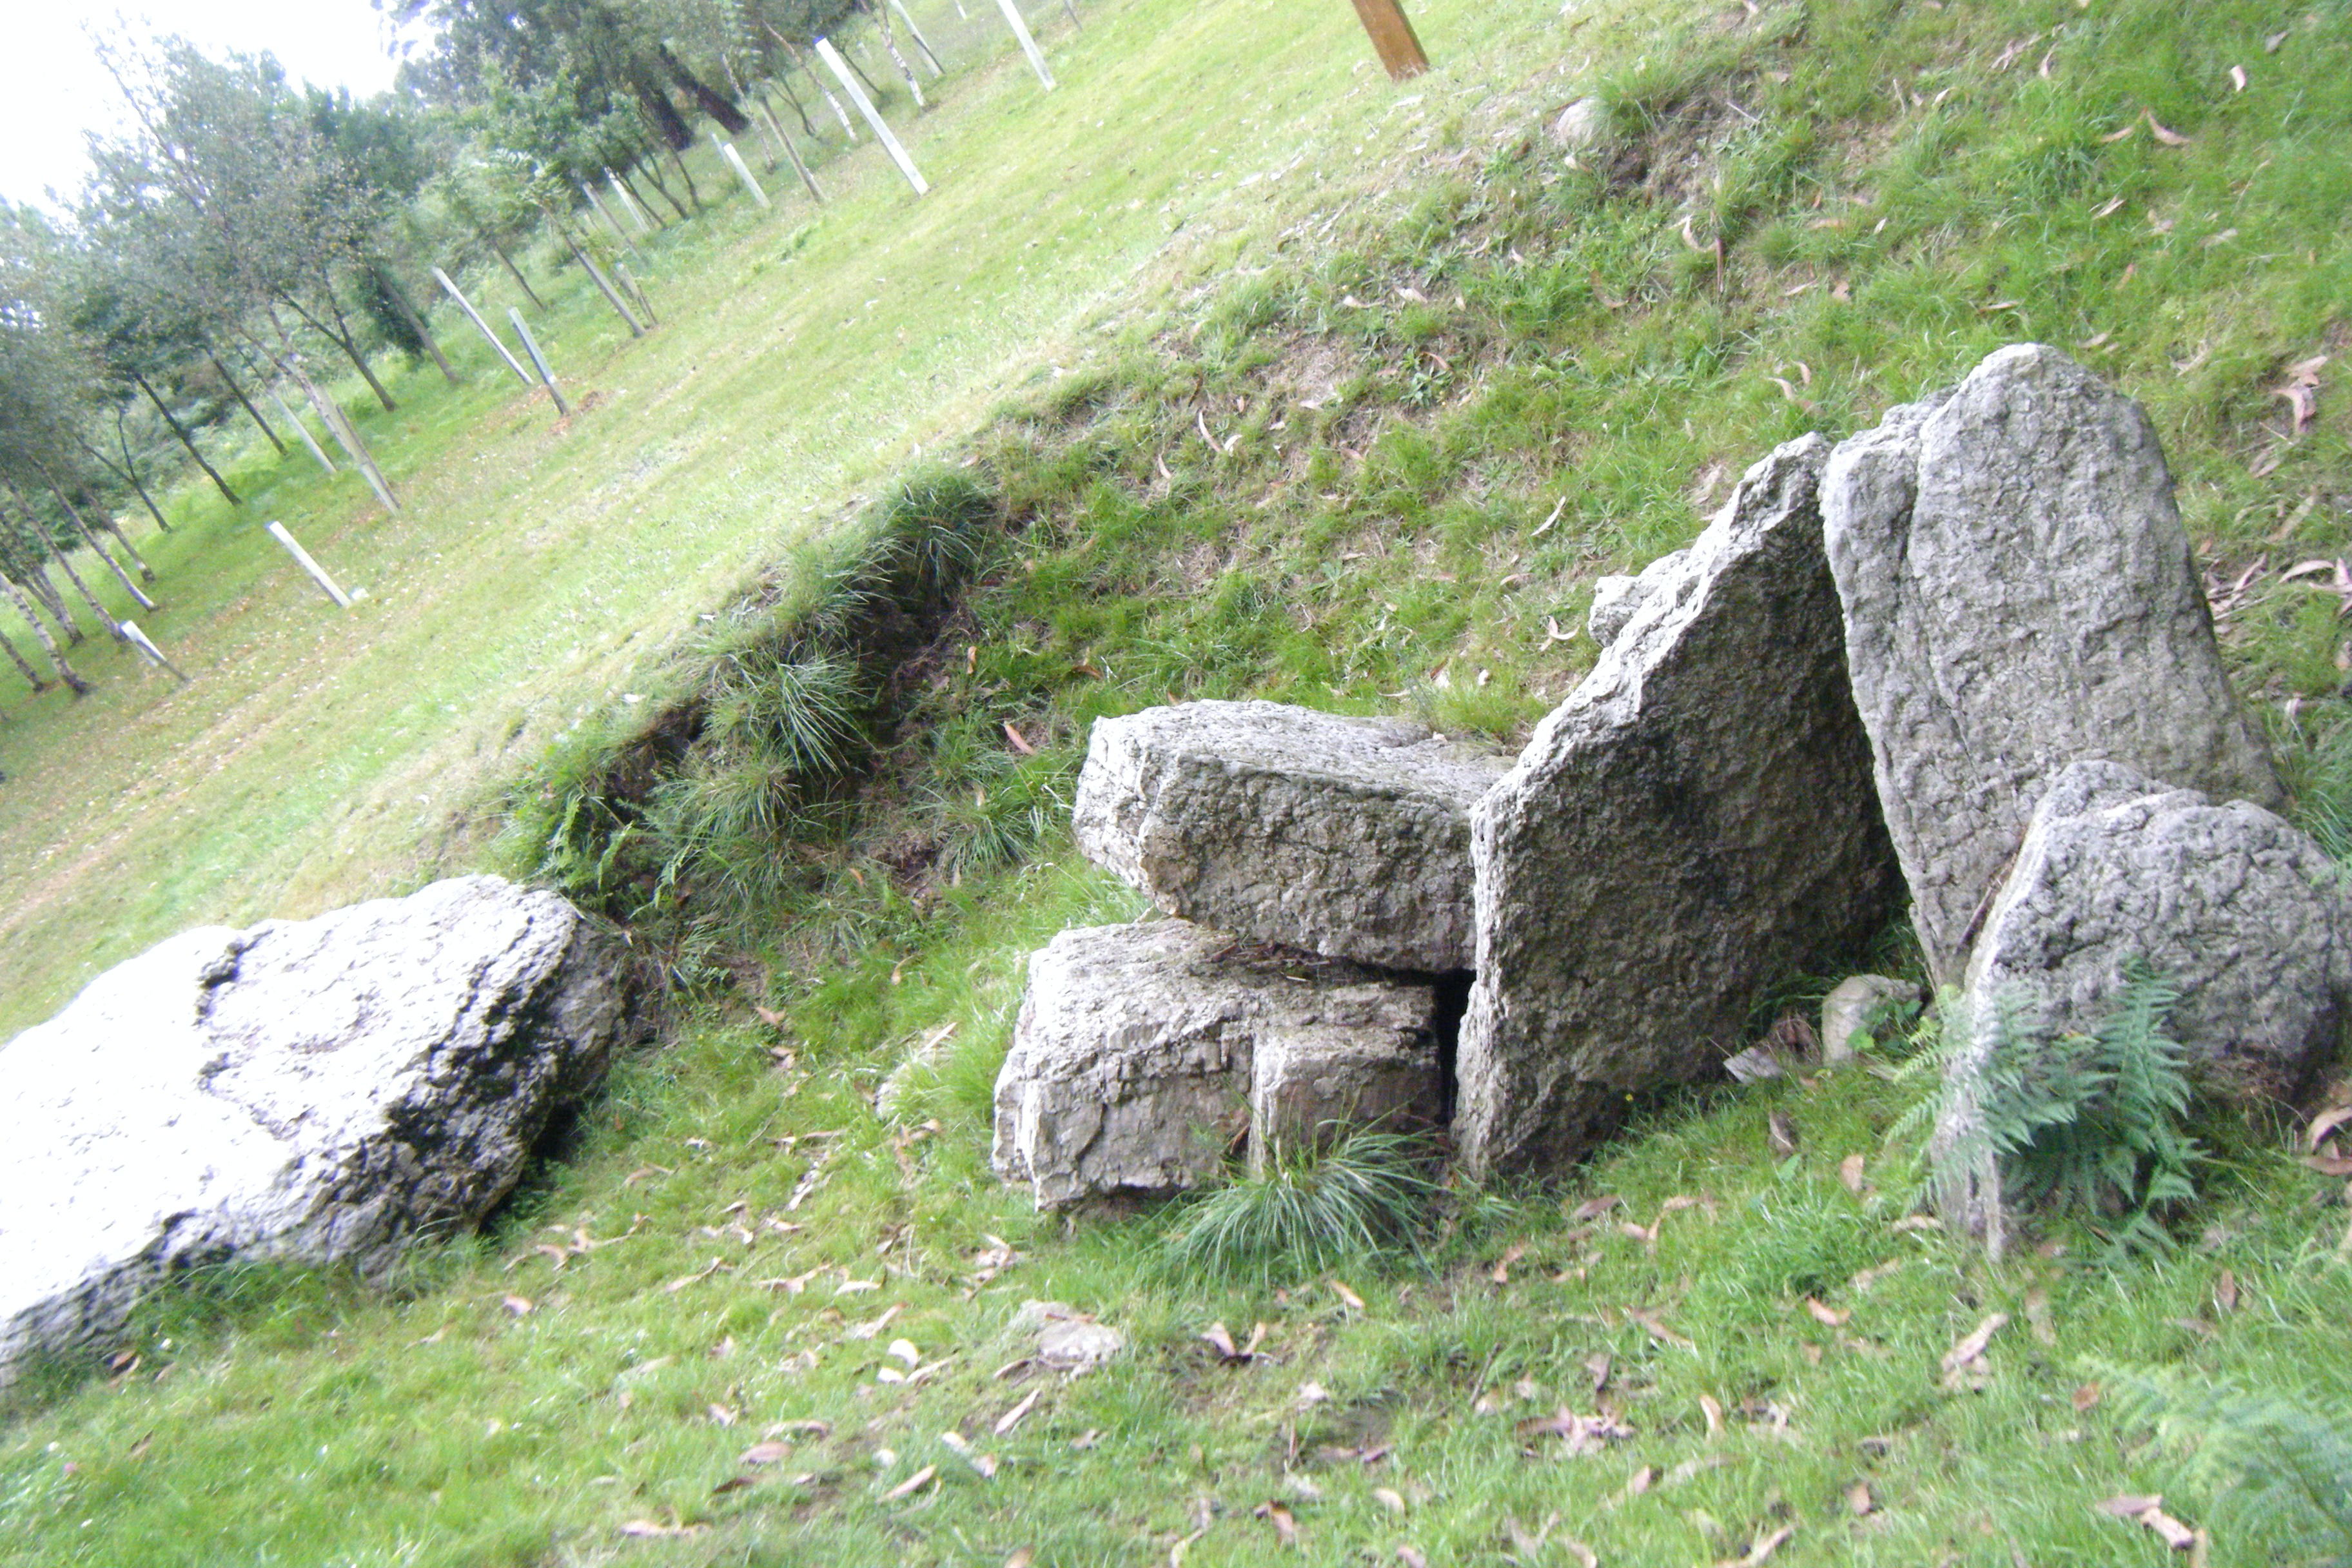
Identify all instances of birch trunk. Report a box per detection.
[0,623,48,691]
[208,350,286,455]
[487,235,549,309]
[0,574,84,693]
[50,485,157,612]
[132,373,240,505]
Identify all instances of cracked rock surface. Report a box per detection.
[1456,435,1900,1176]
[1823,344,2282,984]
[0,875,621,1386]
[1072,700,1507,972]
[992,921,1438,1209]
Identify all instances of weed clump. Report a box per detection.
[1155,1129,1441,1286]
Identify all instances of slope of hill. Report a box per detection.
[5,0,2352,1564]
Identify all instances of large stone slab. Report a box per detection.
[992,921,1439,1209]
[1823,344,2282,984]
[1933,761,2352,1232]
[0,876,622,1386]
[1070,701,1508,972]
[1456,436,1901,1176]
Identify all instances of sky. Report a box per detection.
[0,2,411,211]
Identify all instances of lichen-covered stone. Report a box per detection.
[1071,701,1507,971]
[1823,344,2282,983]
[992,921,1438,1208]
[1819,975,1920,1065]
[1456,436,1901,1176]
[0,876,622,1387]
[1249,1012,1442,1171]
[1932,761,2352,1232]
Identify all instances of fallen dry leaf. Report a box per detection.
[1003,722,1037,756]
[2098,1493,2165,1518]
[2230,63,2248,91]
[1006,1552,1035,1568]
[1373,1486,1407,1515]
[2306,1155,2352,1177]
[619,1519,709,1538]
[1628,1307,1695,1350]
[881,1464,937,1502]
[1700,1393,1725,1435]
[2137,1505,2199,1550]
[2144,109,2192,146]
[2308,1104,2352,1152]
[1840,1154,1868,1194]
[1397,1550,1429,1568]
[2215,1270,2239,1315]
[502,1295,534,1317]
[1569,1194,1624,1223]
[740,1440,791,1465]
[995,1387,1042,1435]
[1253,1499,1298,1546]
[1805,1298,1850,1328]
[1330,1279,1367,1311]
[1847,1481,1876,1516]
[1720,1524,1795,1565]
[1940,1312,2009,1389]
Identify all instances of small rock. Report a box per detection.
[1072,700,1507,970]
[1823,344,2282,984]
[992,923,1440,1209]
[1820,975,1921,1064]
[1549,96,1612,153]
[1037,1317,1124,1375]
[0,876,622,1388]
[1456,436,1901,1175]
[1251,1012,1442,1172]
[1933,760,2352,1231]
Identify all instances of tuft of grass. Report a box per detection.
[1155,1128,1442,1286]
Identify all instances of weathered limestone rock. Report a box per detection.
[1250,1006,1444,1171]
[1586,547,1689,647]
[1071,701,1508,971]
[1823,344,2283,984]
[1821,975,1921,1064]
[1549,97,1612,153]
[1933,761,2352,1233]
[1457,435,1901,1175]
[0,876,622,1386]
[992,921,1440,1209]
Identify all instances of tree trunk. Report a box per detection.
[132,372,240,506]
[103,516,155,582]
[0,574,84,694]
[758,97,825,203]
[79,425,172,535]
[556,222,647,335]
[770,32,858,142]
[8,485,122,641]
[49,482,157,613]
[668,144,705,211]
[284,282,399,411]
[208,349,286,455]
[631,154,695,223]
[629,66,695,150]
[768,79,816,139]
[0,623,49,692]
[487,235,549,309]
[874,8,927,108]
[888,0,945,75]
[10,553,79,644]
[658,43,750,132]
[613,171,667,230]
[373,263,459,385]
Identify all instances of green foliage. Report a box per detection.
[1916,970,2206,1261]
[1155,1128,1442,1286]
[2093,1360,2352,1565]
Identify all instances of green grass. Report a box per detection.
[5,0,2352,1562]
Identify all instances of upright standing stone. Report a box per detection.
[1456,436,1900,1175]
[1072,702,1507,972]
[1823,344,2282,984]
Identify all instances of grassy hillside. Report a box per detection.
[6,0,2352,1564]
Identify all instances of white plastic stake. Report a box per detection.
[581,182,637,251]
[890,0,945,75]
[993,0,1055,89]
[815,37,929,195]
[120,620,191,683]
[508,308,570,419]
[269,390,336,473]
[431,266,534,386]
[607,171,654,233]
[712,132,771,208]
[266,521,353,609]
